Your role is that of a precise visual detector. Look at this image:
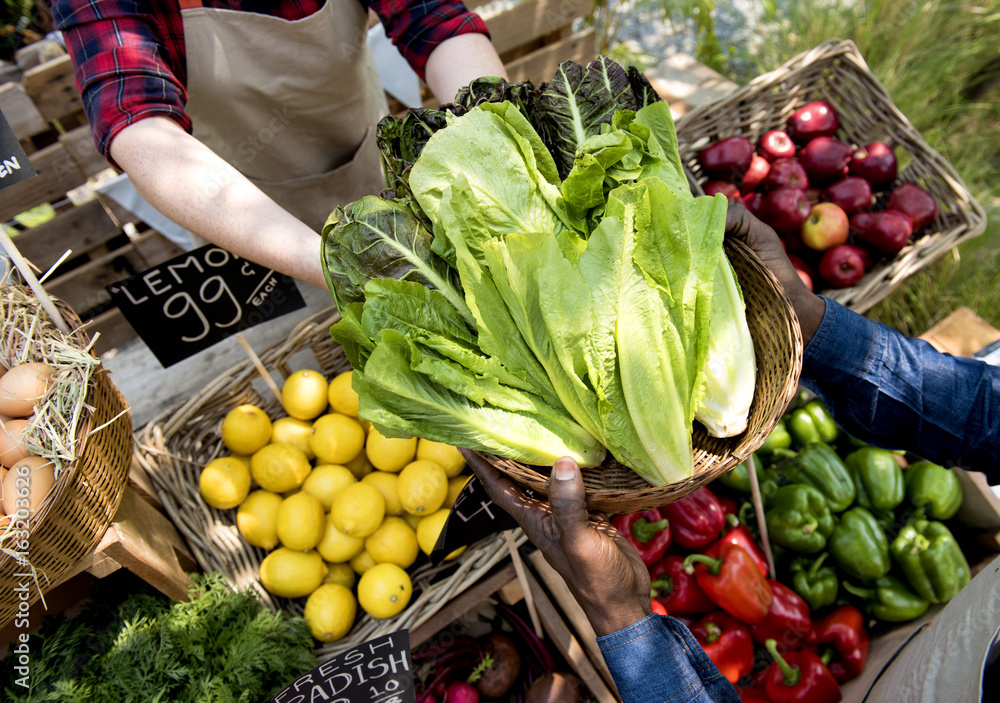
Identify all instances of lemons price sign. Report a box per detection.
[107,244,305,366]
[270,630,415,703]
[0,111,35,190]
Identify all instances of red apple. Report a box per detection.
[704,180,741,202]
[757,130,797,162]
[850,210,913,255]
[759,186,812,234]
[799,137,853,185]
[806,187,823,206]
[740,191,764,216]
[802,203,850,251]
[763,158,809,191]
[699,136,755,180]
[740,155,770,192]
[786,101,839,143]
[787,254,816,291]
[850,142,898,187]
[819,244,867,288]
[822,177,874,215]
[887,183,939,232]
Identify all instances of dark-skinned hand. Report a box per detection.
[725,201,825,346]
[462,449,651,638]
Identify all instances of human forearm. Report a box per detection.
[109,117,327,288]
[425,33,508,104]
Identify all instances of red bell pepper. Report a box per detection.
[691,611,754,684]
[712,524,769,577]
[661,486,726,550]
[764,639,842,703]
[718,494,741,523]
[650,554,716,614]
[735,686,773,702]
[650,598,669,616]
[683,543,774,625]
[611,509,671,566]
[803,605,869,683]
[750,580,812,650]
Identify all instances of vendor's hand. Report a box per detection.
[463,450,651,637]
[725,201,825,346]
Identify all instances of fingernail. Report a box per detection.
[553,457,576,481]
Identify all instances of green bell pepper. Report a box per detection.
[789,399,839,445]
[758,418,793,455]
[788,407,822,446]
[765,484,835,553]
[843,575,930,622]
[784,443,856,512]
[846,447,905,512]
[891,519,971,603]
[718,454,764,494]
[789,553,838,611]
[829,506,890,580]
[905,461,964,520]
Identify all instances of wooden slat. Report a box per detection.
[85,307,138,355]
[0,141,87,222]
[0,82,48,140]
[13,199,123,271]
[483,0,590,57]
[131,228,186,267]
[59,124,108,177]
[22,55,83,123]
[505,28,597,85]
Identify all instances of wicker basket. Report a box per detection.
[136,306,521,657]
[675,38,987,313]
[0,297,133,630]
[483,236,803,514]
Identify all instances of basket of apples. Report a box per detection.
[675,38,987,312]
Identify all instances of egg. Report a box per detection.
[2,455,56,516]
[0,362,53,418]
[0,418,31,469]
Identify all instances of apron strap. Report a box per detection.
[178,0,203,9]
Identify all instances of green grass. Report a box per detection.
[730,0,1000,335]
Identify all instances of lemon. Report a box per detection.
[229,454,252,471]
[403,512,423,531]
[301,464,356,510]
[251,443,311,493]
[276,491,326,550]
[311,413,365,465]
[221,405,272,455]
[236,490,282,549]
[304,583,356,642]
[270,416,316,461]
[357,563,412,619]
[199,456,251,510]
[282,369,329,421]
[323,562,356,589]
[364,517,418,568]
[417,508,465,560]
[445,474,472,509]
[327,371,359,417]
[344,451,374,480]
[361,471,403,516]
[317,517,365,563]
[330,482,385,537]
[350,549,377,575]
[417,439,466,478]
[359,419,372,434]
[259,548,327,598]
[365,427,417,473]
[398,460,448,515]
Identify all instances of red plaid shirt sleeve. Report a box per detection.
[53,0,489,164]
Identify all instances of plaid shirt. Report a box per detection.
[53,0,488,162]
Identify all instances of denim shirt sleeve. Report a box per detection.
[598,615,740,703]
[801,297,1000,479]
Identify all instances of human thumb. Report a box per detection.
[548,456,591,552]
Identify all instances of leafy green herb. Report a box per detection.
[466,653,495,684]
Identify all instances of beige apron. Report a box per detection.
[180,0,389,231]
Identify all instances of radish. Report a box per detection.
[443,681,479,703]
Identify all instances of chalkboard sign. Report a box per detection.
[0,110,36,189]
[271,630,415,703]
[430,476,535,565]
[107,244,306,367]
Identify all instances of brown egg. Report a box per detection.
[0,418,31,469]
[2,456,56,516]
[0,362,53,418]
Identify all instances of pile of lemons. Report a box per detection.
[198,368,472,644]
